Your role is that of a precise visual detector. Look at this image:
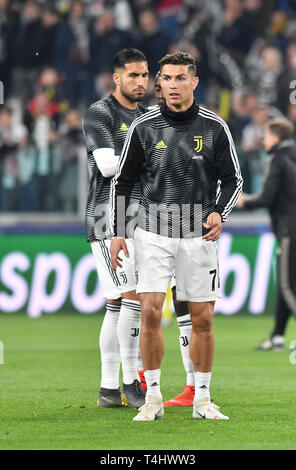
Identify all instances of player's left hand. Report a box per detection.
[110,237,129,271]
[202,212,222,241]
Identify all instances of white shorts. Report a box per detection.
[134,228,221,302]
[171,275,176,289]
[91,239,137,300]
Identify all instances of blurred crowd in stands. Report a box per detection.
[1,0,296,213]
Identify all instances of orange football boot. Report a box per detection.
[138,370,147,391]
[164,385,195,407]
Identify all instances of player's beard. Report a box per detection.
[121,86,145,103]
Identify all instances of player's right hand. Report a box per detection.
[236,193,246,209]
[110,237,129,271]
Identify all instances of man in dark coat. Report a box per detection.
[238,119,296,350]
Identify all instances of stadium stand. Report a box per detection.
[1,0,296,222]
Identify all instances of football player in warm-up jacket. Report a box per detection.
[154,71,196,408]
[109,51,243,421]
[237,119,296,351]
[82,49,149,409]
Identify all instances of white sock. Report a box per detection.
[99,302,121,389]
[144,369,162,400]
[177,314,195,386]
[194,372,212,402]
[137,346,144,371]
[117,299,141,385]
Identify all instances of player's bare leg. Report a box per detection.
[139,292,165,371]
[164,287,195,407]
[189,301,229,419]
[189,301,215,373]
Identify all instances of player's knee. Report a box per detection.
[141,304,162,329]
[192,308,213,332]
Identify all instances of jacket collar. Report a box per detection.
[160,100,199,123]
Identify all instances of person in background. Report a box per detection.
[58,109,84,212]
[237,119,296,351]
[287,102,296,136]
[13,0,43,105]
[217,0,255,66]
[240,105,269,193]
[17,134,38,212]
[154,71,165,106]
[35,67,69,114]
[90,9,134,76]
[25,93,61,211]
[276,41,296,116]
[38,6,61,67]
[155,0,183,44]
[0,106,28,211]
[0,0,16,97]
[55,0,93,107]
[137,8,171,76]
[256,47,283,106]
[94,71,115,101]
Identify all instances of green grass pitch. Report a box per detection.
[0,312,296,450]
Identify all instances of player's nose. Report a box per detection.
[137,75,146,85]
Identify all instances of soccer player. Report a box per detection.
[154,71,195,407]
[109,51,243,421]
[237,119,296,351]
[82,48,149,408]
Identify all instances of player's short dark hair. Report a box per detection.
[266,119,295,141]
[159,51,197,76]
[113,49,147,71]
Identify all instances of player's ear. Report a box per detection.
[113,72,120,87]
[193,76,199,90]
